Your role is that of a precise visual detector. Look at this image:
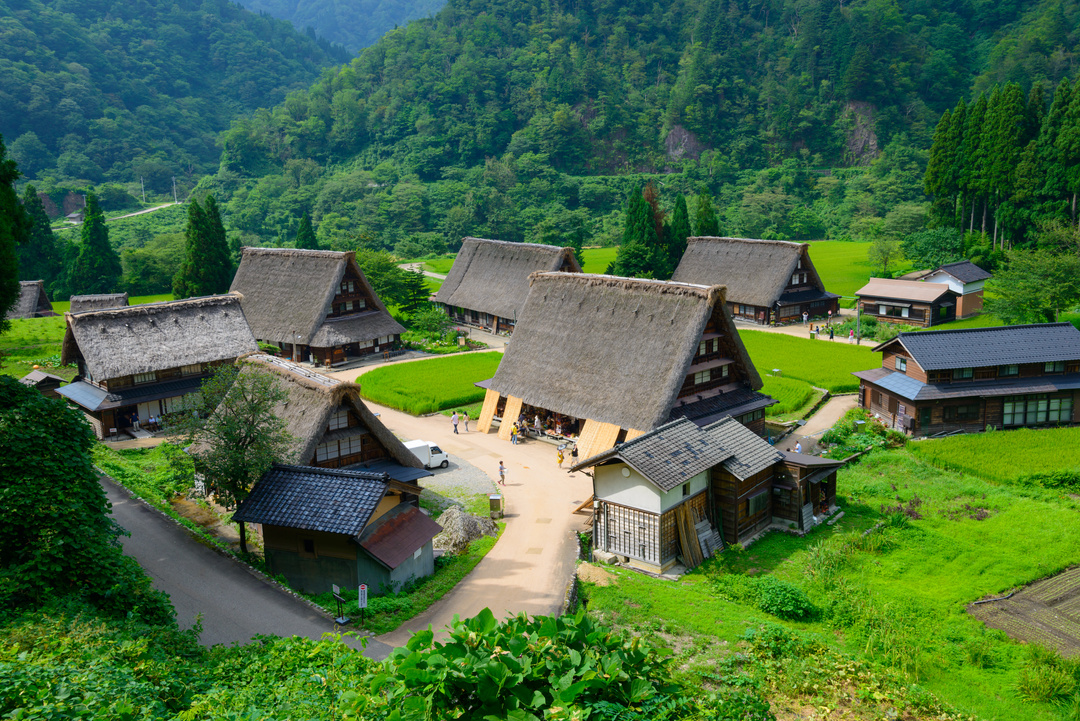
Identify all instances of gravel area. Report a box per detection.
[418,453,498,515]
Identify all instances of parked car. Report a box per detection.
[404,439,449,469]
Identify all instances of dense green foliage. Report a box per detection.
[0,135,25,333]
[984,245,1080,323]
[294,211,319,249]
[172,196,233,298]
[359,351,501,414]
[15,185,60,290]
[0,0,348,187]
[68,192,122,295]
[235,0,445,51]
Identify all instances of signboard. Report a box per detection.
[358,584,368,610]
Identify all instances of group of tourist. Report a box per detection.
[123,411,162,433]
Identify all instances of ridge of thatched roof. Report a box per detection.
[229,247,404,346]
[433,238,582,320]
[61,293,257,380]
[489,272,762,432]
[232,353,424,469]
[671,237,827,307]
[12,280,55,319]
[68,293,129,313]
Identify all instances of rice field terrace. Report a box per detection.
[759,374,818,418]
[358,351,502,415]
[740,329,878,393]
[908,426,1080,487]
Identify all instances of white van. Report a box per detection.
[404,440,449,469]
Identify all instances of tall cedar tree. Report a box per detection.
[69,192,120,296]
[0,135,25,331]
[641,182,670,277]
[295,212,319,249]
[400,269,430,315]
[203,195,233,291]
[694,193,720,236]
[667,194,692,272]
[613,190,658,278]
[174,197,232,298]
[17,185,60,288]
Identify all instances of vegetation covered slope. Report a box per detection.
[0,0,349,190]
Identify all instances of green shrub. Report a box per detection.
[711,573,814,621]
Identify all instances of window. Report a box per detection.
[341,436,364,456]
[720,364,729,379]
[341,300,353,312]
[698,340,706,356]
[1004,394,1073,426]
[748,491,769,516]
[315,442,339,462]
[338,280,355,295]
[895,357,907,372]
[888,397,898,414]
[879,304,886,315]
[300,539,316,558]
[1045,361,1065,373]
[953,367,973,380]
[792,273,800,285]
[943,404,980,422]
[694,371,709,385]
[872,390,882,406]
[919,407,932,428]
[999,364,1019,377]
[413,547,422,560]
[738,409,764,424]
[879,305,909,318]
[133,371,156,384]
[328,409,349,430]
[180,363,202,376]
[682,483,690,497]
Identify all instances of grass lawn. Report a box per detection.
[584,448,1080,720]
[420,255,456,275]
[740,329,878,393]
[909,426,1080,484]
[579,246,618,274]
[804,240,911,308]
[359,351,502,415]
[759,374,819,418]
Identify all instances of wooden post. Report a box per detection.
[239,521,247,554]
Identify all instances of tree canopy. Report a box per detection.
[0,134,25,333]
[173,197,233,298]
[69,192,121,295]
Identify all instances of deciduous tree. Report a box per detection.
[984,248,1080,324]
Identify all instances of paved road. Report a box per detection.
[397,262,447,280]
[102,476,394,659]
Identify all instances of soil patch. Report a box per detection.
[968,565,1080,658]
[576,562,614,586]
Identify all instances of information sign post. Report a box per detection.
[332,583,350,625]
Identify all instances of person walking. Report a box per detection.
[557,448,564,468]
[451,410,459,434]
[829,326,834,341]
[463,410,470,432]
[848,329,855,344]
[498,461,506,485]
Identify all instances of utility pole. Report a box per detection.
[172,176,177,204]
[140,176,145,204]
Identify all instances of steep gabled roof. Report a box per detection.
[671,237,829,307]
[433,238,582,320]
[229,247,404,346]
[571,416,782,491]
[224,353,425,471]
[856,278,956,303]
[61,294,257,380]
[489,273,763,432]
[874,323,1080,371]
[68,293,129,313]
[930,260,993,284]
[12,280,55,319]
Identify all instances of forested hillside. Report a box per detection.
[0,0,349,193]
[201,0,1080,255]
[234,0,446,51]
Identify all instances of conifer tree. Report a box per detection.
[17,185,60,288]
[203,195,233,292]
[69,192,121,296]
[924,108,954,225]
[613,189,658,278]
[667,194,692,272]
[173,199,225,299]
[694,193,720,236]
[961,94,989,232]
[295,212,319,249]
[0,134,26,332]
[400,269,430,316]
[1039,77,1071,216]
[1056,87,1080,225]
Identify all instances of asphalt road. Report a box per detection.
[102,477,394,660]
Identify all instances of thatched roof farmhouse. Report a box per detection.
[476,273,774,458]
[671,237,840,325]
[68,293,129,313]
[230,247,405,367]
[433,238,581,334]
[56,294,257,438]
[12,280,56,319]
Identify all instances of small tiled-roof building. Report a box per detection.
[854,323,1080,436]
[433,238,581,335]
[11,280,56,319]
[233,464,442,595]
[671,237,840,325]
[572,417,840,573]
[920,261,992,318]
[19,369,65,398]
[855,278,960,328]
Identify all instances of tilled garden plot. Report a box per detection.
[968,565,1080,657]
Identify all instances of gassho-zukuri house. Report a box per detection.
[57,294,258,438]
[230,247,405,367]
[68,293,129,313]
[572,417,842,574]
[233,464,443,595]
[854,323,1080,436]
[432,237,582,335]
[671,237,840,325]
[475,273,775,458]
[12,280,56,319]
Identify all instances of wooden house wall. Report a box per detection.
[263,525,359,595]
[880,350,928,382]
[711,465,774,544]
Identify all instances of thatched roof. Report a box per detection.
[489,273,763,432]
[68,293,129,313]
[12,280,55,319]
[433,238,582,320]
[229,247,404,347]
[61,294,257,380]
[226,353,423,470]
[671,237,828,308]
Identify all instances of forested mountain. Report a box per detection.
[234,0,446,51]
[0,0,349,193]
[201,0,1080,255]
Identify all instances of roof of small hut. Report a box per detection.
[224,353,424,469]
[671,237,826,307]
[68,293,129,313]
[489,273,762,432]
[229,247,403,346]
[433,238,582,320]
[61,294,257,380]
[12,280,55,319]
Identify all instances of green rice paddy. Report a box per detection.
[759,375,816,417]
[909,426,1080,485]
[358,351,502,415]
[740,329,878,393]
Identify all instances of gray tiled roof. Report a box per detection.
[855,369,1080,402]
[572,416,782,490]
[232,464,390,535]
[889,323,1080,371]
[935,260,992,284]
[668,387,776,425]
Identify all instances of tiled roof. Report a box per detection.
[358,505,442,570]
[779,450,843,467]
[232,464,390,535]
[19,370,65,387]
[668,387,776,425]
[934,260,993,284]
[889,323,1080,370]
[572,416,782,490]
[855,369,1080,402]
[775,288,842,306]
[856,278,955,303]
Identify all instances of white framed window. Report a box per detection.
[895,357,907,372]
[698,340,706,356]
[315,442,339,462]
[180,363,202,376]
[792,273,800,285]
[328,409,349,430]
[694,371,709,385]
[719,364,729,378]
[879,304,886,315]
[358,339,373,349]
[133,371,156,384]
[341,436,364,456]
[413,547,423,560]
